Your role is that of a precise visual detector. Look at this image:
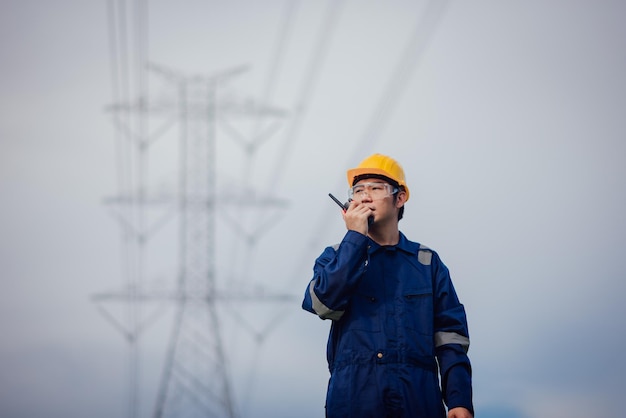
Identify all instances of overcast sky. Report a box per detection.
[1,1,626,417]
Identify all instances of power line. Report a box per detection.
[219,0,300,317]
[105,1,144,417]
[306,0,450,262]
[251,0,300,141]
[347,0,450,160]
[265,0,347,191]
[261,0,451,332]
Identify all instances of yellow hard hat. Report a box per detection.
[347,153,410,201]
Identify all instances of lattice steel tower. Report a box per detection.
[150,65,243,418]
[96,59,290,418]
[99,2,293,415]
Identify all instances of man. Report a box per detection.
[302,154,473,418]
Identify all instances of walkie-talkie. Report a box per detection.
[328,193,373,225]
[328,193,350,211]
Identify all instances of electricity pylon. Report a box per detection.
[95,62,291,418]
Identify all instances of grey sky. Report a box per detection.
[1,1,625,417]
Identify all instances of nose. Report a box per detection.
[357,191,373,202]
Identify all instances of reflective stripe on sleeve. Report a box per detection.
[309,281,344,320]
[435,331,470,352]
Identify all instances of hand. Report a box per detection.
[342,200,373,235]
[448,407,473,418]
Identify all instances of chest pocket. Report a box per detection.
[402,285,434,337]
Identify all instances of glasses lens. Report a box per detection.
[349,182,396,199]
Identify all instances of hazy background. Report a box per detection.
[1,1,625,417]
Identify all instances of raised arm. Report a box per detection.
[302,230,369,320]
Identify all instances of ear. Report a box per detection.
[395,190,408,208]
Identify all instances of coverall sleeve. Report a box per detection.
[302,230,369,320]
[431,251,474,414]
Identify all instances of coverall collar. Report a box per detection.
[367,231,420,256]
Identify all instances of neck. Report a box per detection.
[368,223,400,246]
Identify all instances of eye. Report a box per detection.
[371,184,384,191]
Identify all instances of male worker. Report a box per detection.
[302,154,473,418]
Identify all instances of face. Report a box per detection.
[352,178,406,223]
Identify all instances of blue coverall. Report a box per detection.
[302,230,473,418]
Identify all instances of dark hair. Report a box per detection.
[353,174,405,221]
[393,187,405,221]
